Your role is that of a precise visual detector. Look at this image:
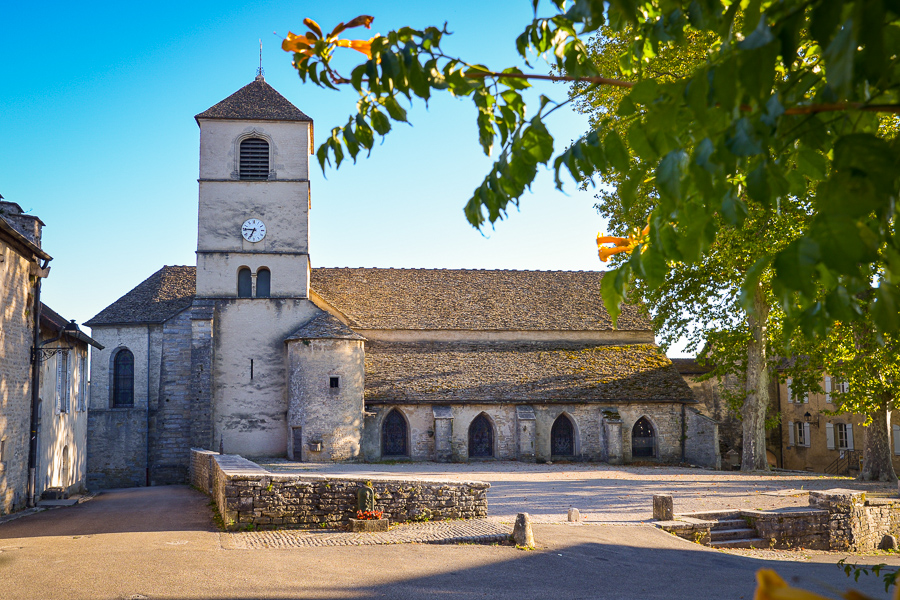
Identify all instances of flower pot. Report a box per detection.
[348,518,389,532]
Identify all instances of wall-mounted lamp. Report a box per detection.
[804,412,820,428]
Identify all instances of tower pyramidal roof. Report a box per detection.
[195,76,312,123]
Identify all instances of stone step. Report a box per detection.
[709,537,767,549]
[710,519,748,531]
[710,528,758,542]
[676,510,742,521]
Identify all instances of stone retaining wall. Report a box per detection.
[190,449,490,530]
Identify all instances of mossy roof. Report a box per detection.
[364,341,695,404]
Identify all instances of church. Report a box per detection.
[83,76,718,489]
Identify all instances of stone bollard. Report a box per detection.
[512,512,535,548]
[567,508,582,523]
[653,494,674,521]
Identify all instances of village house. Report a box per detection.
[83,77,720,488]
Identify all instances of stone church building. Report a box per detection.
[84,77,718,488]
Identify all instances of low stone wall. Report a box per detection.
[190,449,490,530]
[189,448,218,494]
[659,489,900,552]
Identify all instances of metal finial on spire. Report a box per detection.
[256,39,265,80]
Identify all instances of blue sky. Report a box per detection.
[2,1,681,350]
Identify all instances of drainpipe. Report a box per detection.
[146,325,151,487]
[27,258,51,507]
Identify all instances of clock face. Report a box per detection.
[241,218,266,243]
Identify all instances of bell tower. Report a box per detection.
[193,74,313,299]
[190,76,320,457]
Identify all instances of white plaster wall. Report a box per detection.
[197,253,310,298]
[37,344,89,496]
[197,120,311,181]
[287,338,365,462]
[212,298,319,457]
[88,325,153,410]
[196,181,309,254]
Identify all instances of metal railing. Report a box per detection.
[825,450,860,475]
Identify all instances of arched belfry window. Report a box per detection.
[237,267,252,298]
[551,414,575,458]
[239,137,269,180]
[632,417,656,458]
[256,268,271,298]
[468,414,494,458]
[381,409,408,457]
[113,349,134,407]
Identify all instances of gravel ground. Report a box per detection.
[256,459,897,524]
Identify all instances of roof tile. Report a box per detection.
[195,78,312,122]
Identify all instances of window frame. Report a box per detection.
[112,348,135,408]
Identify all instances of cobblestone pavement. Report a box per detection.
[222,519,511,549]
[257,459,897,523]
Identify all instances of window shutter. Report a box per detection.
[803,392,809,404]
[825,376,832,403]
[63,351,70,413]
[846,424,854,450]
[789,421,795,446]
[55,354,63,414]
[826,423,835,450]
[786,378,793,403]
[803,423,811,447]
[893,425,900,455]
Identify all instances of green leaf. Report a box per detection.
[810,0,843,49]
[823,21,856,97]
[627,123,657,162]
[601,266,628,328]
[738,16,773,50]
[872,284,900,333]
[500,67,532,90]
[746,161,770,205]
[726,118,764,156]
[721,191,748,225]
[638,245,668,288]
[604,130,630,171]
[656,150,688,201]
[383,96,409,122]
[629,80,659,105]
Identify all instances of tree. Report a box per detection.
[283,2,900,469]
[282,1,900,337]
[782,298,900,482]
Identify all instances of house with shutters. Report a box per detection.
[83,76,720,489]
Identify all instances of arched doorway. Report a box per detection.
[632,417,656,458]
[468,414,494,458]
[551,414,575,458]
[381,409,409,457]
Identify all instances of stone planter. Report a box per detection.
[349,518,389,532]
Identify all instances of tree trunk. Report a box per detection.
[741,285,771,471]
[859,399,897,482]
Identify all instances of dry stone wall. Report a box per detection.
[191,449,489,530]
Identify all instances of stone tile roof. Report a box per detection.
[364,342,694,404]
[85,266,196,326]
[41,303,104,349]
[195,77,312,122]
[285,311,366,341]
[310,268,650,331]
[671,358,713,375]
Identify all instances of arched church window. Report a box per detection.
[113,349,134,407]
[381,409,408,457]
[632,417,656,458]
[237,267,252,298]
[256,268,271,298]
[239,138,269,180]
[468,414,494,458]
[551,414,575,458]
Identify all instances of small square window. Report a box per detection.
[329,377,340,389]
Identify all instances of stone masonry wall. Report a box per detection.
[809,489,900,551]
[151,309,192,484]
[684,408,720,469]
[189,448,217,494]
[0,238,35,514]
[191,449,489,530]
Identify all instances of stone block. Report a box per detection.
[568,508,582,522]
[512,513,535,548]
[653,494,674,521]
[349,518,389,532]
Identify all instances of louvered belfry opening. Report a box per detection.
[239,137,269,180]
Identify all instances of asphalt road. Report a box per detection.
[0,486,895,599]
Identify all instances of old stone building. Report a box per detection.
[84,77,718,488]
[0,200,100,512]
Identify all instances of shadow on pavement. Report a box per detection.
[0,485,216,538]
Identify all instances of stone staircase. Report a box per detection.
[656,510,767,549]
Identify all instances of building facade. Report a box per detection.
[84,77,719,488]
